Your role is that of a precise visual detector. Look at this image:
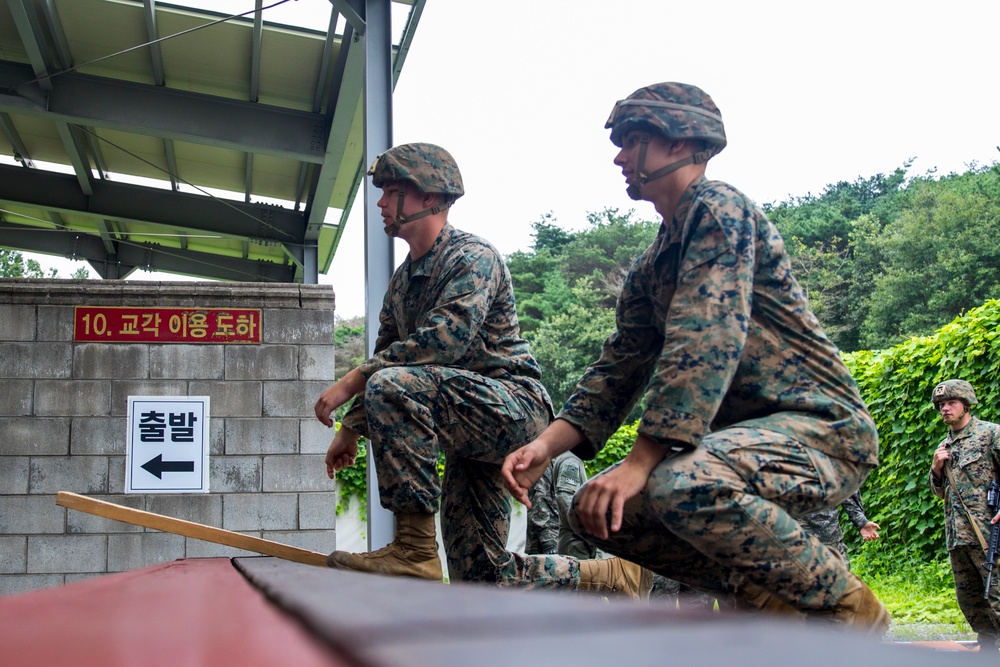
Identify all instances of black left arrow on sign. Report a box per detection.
[141,454,195,479]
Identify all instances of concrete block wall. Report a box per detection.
[0,279,339,596]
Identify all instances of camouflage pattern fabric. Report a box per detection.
[929,416,1000,549]
[526,451,597,560]
[932,379,979,408]
[571,427,869,610]
[341,224,582,587]
[367,142,464,197]
[649,574,717,610]
[840,491,871,533]
[557,176,878,612]
[558,177,878,466]
[605,82,727,154]
[949,545,1000,645]
[929,415,1000,641]
[796,491,870,568]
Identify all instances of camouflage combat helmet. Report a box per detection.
[367,143,464,236]
[605,82,727,200]
[931,379,979,408]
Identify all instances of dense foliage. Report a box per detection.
[0,249,90,279]
[333,315,365,383]
[767,160,1000,351]
[841,299,1000,572]
[0,249,58,278]
[508,209,657,410]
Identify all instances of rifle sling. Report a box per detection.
[944,463,990,553]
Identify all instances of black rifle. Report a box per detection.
[984,480,1000,600]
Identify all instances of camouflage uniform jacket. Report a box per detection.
[525,451,597,559]
[929,416,1000,550]
[341,224,549,433]
[557,177,878,464]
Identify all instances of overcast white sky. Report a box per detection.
[24,0,1000,319]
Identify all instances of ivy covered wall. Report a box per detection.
[844,299,1000,568]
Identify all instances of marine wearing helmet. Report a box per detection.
[367,143,464,236]
[605,82,727,200]
[932,379,979,409]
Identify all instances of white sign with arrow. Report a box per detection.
[125,396,210,494]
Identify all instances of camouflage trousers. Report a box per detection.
[949,544,1000,645]
[569,426,871,611]
[358,365,577,588]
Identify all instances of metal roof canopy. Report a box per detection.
[0,0,421,283]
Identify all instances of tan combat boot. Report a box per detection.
[327,512,442,581]
[578,558,654,601]
[827,572,891,635]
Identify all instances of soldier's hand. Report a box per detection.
[503,420,584,506]
[502,441,552,507]
[930,443,950,476]
[325,426,360,478]
[315,368,365,427]
[860,521,880,540]
[574,435,666,540]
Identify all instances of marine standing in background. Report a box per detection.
[526,451,597,559]
[929,379,1000,653]
[797,491,880,570]
[316,143,648,599]
[503,82,889,633]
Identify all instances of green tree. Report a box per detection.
[508,208,658,406]
[766,166,909,351]
[766,166,908,250]
[528,278,617,408]
[861,164,1000,349]
[333,315,365,385]
[0,249,58,278]
[0,249,91,279]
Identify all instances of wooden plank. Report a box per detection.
[56,491,329,567]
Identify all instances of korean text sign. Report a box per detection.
[74,307,261,343]
[125,396,210,493]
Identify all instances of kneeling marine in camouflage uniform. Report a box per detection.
[314,143,648,599]
[503,82,890,634]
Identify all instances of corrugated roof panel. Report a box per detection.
[54,0,157,84]
[90,126,169,180]
[155,7,254,101]
[249,152,302,203]
[256,25,330,110]
[0,4,26,63]
[0,0,421,282]
[170,139,246,193]
[3,113,67,165]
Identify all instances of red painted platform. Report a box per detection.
[0,557,985,666]
[0,559,338,667]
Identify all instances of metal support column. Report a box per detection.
[303,242,319,284]
[362,0,394,551]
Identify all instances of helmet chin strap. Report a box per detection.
[383,182,455,236]
[626,134,716,201]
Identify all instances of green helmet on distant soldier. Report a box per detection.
[605,82,728,200]
[367,143,464,236]
[931,379,979,409]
